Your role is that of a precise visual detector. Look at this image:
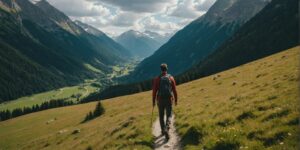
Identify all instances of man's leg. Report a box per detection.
[158,102,166,134]
[165,100,172,131]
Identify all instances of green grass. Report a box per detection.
[0,84,98,111]
[0,46,298,149]
[174,46,299,150]
[84,63,104,74]
[109,61,138,79]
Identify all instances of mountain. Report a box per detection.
[0,0,130,101]
[130,0,270,82]
[73,20,132,59]
[74,20,106,37]
[143,30,172,44]
[34,0,132,62]
[176,0,299,83]
[115,30,169,58]
[0,45,298,149]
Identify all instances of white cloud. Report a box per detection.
[168,0,208,19]
[88,0,177,13]
[48,0,110,17]
[138,17,180,33]
[45,0,216,35]
[110,11,143,27]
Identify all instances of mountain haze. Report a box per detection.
[115,30,171,58]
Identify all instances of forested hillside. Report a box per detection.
[176,0,299,83]
[0,0,131,101]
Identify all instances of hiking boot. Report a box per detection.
[164,130,170,141]
[161,130,165,136]
[166,122,171,132]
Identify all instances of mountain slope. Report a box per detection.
[130,0,270,82]
[0,46,298,149]
[177,0,299,83]
[34,0,132,63]
[0,0,131,101]
[0,7,89,101]
[115,30,163,58]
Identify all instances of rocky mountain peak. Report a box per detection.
[74,20,105,37]
[198,0,270,24]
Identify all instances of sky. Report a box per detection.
[45,0,216,37]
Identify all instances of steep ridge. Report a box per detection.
[34,0,132,63]
[130,0,270,82]
[176,0,299,83]
[0,46,298,149]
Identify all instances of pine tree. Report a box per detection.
[93,102,104,117]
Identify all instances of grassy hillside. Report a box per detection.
[0,46,298,149]
[175,46,299,149]
[177,0,298,85]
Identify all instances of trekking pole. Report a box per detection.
[150,105,154,128]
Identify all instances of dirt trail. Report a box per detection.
[152,116,181,150]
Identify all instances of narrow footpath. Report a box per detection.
[152,116,181,150]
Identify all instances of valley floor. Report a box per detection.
[0,60,139,112]
[0,46,298,150]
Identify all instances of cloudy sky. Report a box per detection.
[46,0,216,36]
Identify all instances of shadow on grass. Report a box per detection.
[211,140,240,150]
[262,109,290,122]
[216,118,235,127]
[261,131,288,147]
[247,130,264,140]
[286,117,299,126]
[247,130,288,147]
[110,117,135,135]
[181,126,205,147]
[237,111,256,121]
[134,140,153,149]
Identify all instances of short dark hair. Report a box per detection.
[160,63,168,71]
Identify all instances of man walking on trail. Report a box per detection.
[152,63,178,140]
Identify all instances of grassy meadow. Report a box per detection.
[0,82,99,111]
[0,46,298,150]
[175,46,299,149]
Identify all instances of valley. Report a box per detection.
[0,60,139,112]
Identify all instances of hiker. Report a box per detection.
[152,63,178,139]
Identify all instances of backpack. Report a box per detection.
[158,74,173,99]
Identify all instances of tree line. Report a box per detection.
[0,99,74,121]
